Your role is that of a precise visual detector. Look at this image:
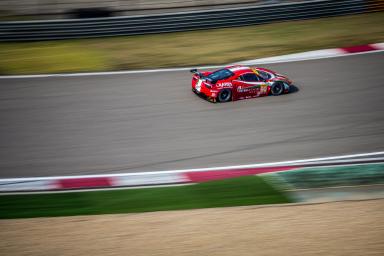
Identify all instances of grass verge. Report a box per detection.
[0,176,291,219]
[0,12,383,75]
[263,163,384,190]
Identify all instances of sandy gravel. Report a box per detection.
[1,199,383,256]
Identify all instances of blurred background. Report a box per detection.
[0,0,383,75]
[0,0,309,19]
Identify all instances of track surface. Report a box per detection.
[0,52,383,178]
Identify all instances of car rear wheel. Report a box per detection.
[270,82,284,96]
[217,89,232,102]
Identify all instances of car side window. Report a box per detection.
[258,70,271,80]
[240,73,261,82]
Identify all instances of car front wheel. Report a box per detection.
[270,82,284,96]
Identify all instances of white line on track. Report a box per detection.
[1,151,383,182]
[0,48,383,79]
[238,49,384,65]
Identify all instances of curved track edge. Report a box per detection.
[1,152,383,193]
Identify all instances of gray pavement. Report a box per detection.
[0,52,383,178]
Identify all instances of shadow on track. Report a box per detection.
[289,84,300,94]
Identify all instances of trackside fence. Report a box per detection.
[0,0,381,42]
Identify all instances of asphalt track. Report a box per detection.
[0,52,383,178]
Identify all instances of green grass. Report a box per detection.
[0,12,383,75]
[264,164,384,189]
[0,176,291,219]
[0,41,112,74]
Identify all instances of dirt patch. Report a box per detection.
[1,199,383,256]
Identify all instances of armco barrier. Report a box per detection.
[0,0,380,42]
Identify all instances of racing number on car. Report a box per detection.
[196,79,202,92]
[260,84,268,94]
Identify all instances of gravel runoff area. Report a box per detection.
[0,199,383,256]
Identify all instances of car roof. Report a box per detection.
[225,65,276,77]
[226,65,253,76]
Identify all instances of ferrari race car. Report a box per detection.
[191,65,293,102]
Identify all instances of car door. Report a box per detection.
[232,72,268,99]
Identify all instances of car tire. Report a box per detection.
[217,89,232,102]
[270,81,284,96]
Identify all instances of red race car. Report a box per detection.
[191,65,293,102]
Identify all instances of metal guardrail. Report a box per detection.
[0,0,378,41]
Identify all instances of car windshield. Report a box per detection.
[207,69,234,82]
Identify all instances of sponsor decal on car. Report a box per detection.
[216,82,232,88]
[237,85,260,93]
[237,86,245,92]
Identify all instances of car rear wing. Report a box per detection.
[190,68,204,78]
